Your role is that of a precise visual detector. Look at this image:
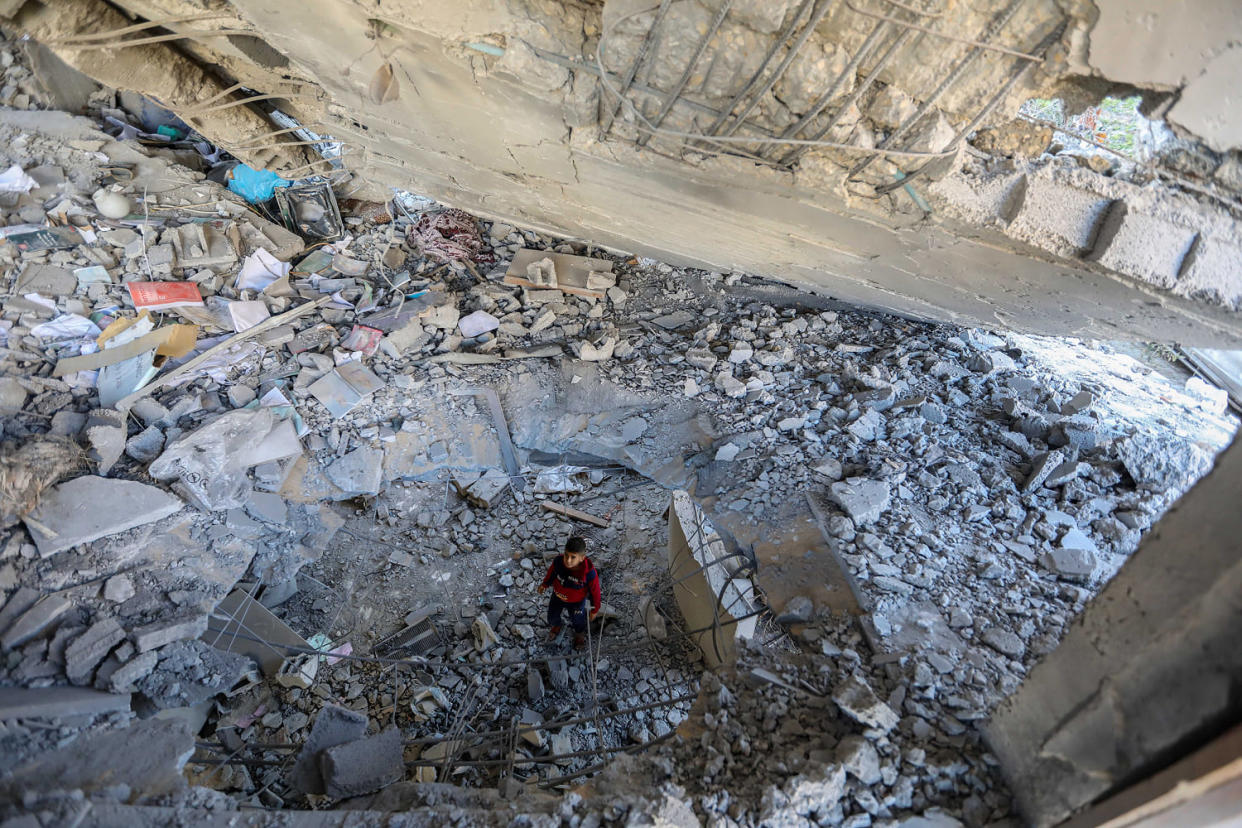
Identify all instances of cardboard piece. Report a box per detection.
[503,248,613,299]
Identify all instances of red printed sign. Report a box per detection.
[127,281,203,310]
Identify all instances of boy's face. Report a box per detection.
[564,550,585,568]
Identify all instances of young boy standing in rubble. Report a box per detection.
[537,536,601,650]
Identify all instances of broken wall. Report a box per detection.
[10,0,1242,346]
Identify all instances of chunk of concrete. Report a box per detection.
[527,667,545,702]
[320,727,404,798]
[290,704,369,795]
[325,446,384,497]
[832,674,899,732]
[1085,201,1199,290]
[828,478,890,526]
[16,263,76,295]
[23,475,182,558]
[1,595,70,650]
[124,425,165,463]
[84,409,126,475]
[0,587,39,639]
[836,734,881,784]
[0,685,131,721]
[65,616,125,685]
[131,613,208,652]
[1022,450,1066,493]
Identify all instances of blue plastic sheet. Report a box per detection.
[227,164,290,203]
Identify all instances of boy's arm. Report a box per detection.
[539,563,555,590]
[588,570,602,615]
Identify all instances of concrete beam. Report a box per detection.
[985,435,1242,827]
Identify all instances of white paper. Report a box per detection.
[228,300,270,332]
[259,387,291,407]
[74,265,112,288]
[236,248,290,292]
[31,314,101,341]
[0,164,36,193]
[23,293,58,312]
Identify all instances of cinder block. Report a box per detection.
[1178,235,1242,306]
[320,727,404,798]
[1008,176,1114,257]
[1086,201,1199,289]
[289,705,368,795]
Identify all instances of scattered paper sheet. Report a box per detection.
[236,248,291,292]
[31,314,101,341]
[74,265,112,288]
[0,164,37,193]
[228,300,270,332]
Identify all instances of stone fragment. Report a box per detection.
[967,351,1016,374]
[290,705,368,795]
[23,476,182,558]
[636,596,667,640]
[1,596,70,651]
[527,667,545,702]
[0,377,27,414]
[832,674,899,732]
[836,735,881,784]
[548,657,568,690]
[0,685,130,720]
[65,617,125,685]
[131,613,208,652]
[109,649,159,692]
[812,458,843,480]
[685,346,717,371]
[715,442,740,462]
[776,595,813,625]
[1022,450,1066,493]
[458,309,500,338]
[574,337,616,361]
[320,728,404,798]
[715,372,746,398]
[982,628,1025,659]
[761,763,847,821]
[829,478,890,526]
[325,446,384,497]
[0,587,39,639]
[84,409,126,475]
[124,425,165,463]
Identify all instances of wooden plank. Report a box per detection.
[502,274,605,300]
[540,500,609,527]
[114,295,331,411]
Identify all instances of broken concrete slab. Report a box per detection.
[828,478,890,526]
[832,674,899,732]
[0,685,131,720]
[1,595,70,650]
[65,616,125,685]
[23,475,183,558]
[324,446,384,497]
[206,589,310,677]
[131,613,208,652]
[290,704,369,795]
[15,263,75,295]
[320,727,404,798]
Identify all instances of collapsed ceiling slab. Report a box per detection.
[8,0,1242,346]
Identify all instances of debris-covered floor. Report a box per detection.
[0,38,1239,828]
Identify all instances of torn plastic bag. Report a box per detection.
[228,164,290,204]
[532,465,593,494]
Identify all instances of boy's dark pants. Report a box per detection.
[547,596,588,633]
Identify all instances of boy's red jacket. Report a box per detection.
[541,555,601,613]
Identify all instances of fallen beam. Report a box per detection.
[540,500,609,527]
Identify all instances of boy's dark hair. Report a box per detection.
[565,536,586,554]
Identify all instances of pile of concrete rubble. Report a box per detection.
[0,62,1237,826]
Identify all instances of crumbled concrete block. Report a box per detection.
[832,674,899,732]
[2,596,71,651]
[1022,450,1066,493]
[775,595,813,625]
[1008,177,1114,257]
[290,704,369,795]
[247,491,288,525]
[828,478,890,526]
[65,617,125,685]
[836,735,881,784]
[527,667,545,702]
[324,446,384,497]
[0,586,39,639]
[548,657,569,690]
[124,425,165,463]
[23,476,183,558]
[462,467,510,509]
[982,628,1026,659]
[320,727,404,798]
[104,574,135,603]
[1179,235,1242,305]
[84,409,126,475]
[48,410,86,437]
[0,377,27,415]
[109,649,159,692]
[131,613,208,652]
[1085,202,1198,289]
[0,685,131,720]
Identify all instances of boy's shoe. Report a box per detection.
[573,633,586,650]
[547,626,562,641]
